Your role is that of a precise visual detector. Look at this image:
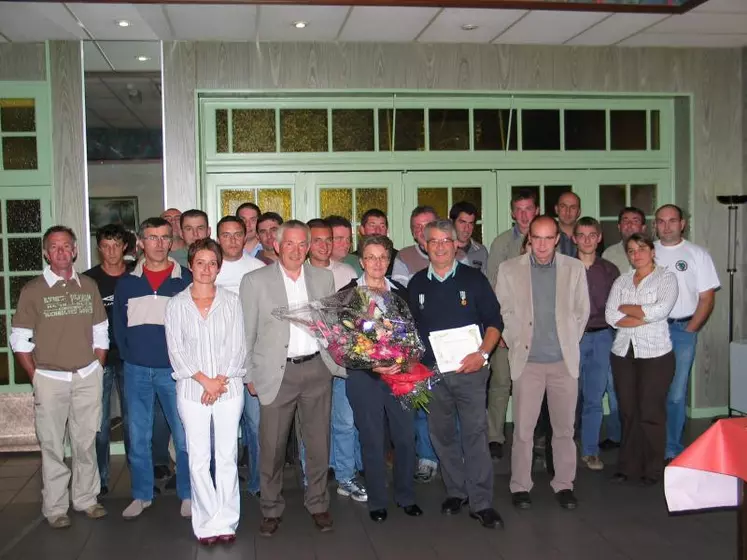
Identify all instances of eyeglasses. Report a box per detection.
[363,255,390,263]
[144,235,172,243]
[426,239,454,247]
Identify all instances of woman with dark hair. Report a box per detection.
[605,233,678,485]
[165,238,247,544]
[342,235,422,523]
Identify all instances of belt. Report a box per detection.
[585,326,609,333]
[287,352,320,365]
[667,315,693,324]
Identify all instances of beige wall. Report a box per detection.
[163,41,744,412]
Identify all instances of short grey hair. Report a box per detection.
[275,219,310,245]
[424,219,457,242]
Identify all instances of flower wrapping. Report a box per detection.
[272,286,439,409]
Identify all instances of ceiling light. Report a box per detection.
[461,24,479,31]
[116,20,131,28]
[292,21,308,29]
[136,55,151,62]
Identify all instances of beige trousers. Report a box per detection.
[487,346,512,444]
[33,365,103,519]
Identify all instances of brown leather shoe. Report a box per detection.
[259,517,281,537]
[311,511,334,533]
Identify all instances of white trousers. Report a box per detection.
[177,394,244,539]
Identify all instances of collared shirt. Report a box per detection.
[528,253,562,363]
[165,285,247,403]
[458,239,489,276]
[427,260,458,282]
[244,243,262,258]
[325,260,359,291]
[357,275,395,292]
[10,267,109,382]
[606,266,679,359]
[281,265,319,358]
[584,257,620,330]
[558,232,577,257]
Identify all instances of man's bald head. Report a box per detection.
[529,215,560,236]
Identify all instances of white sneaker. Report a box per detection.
[122,499,151,520]
[180,499,192,518]
[414,460,437,483]
[337,479,368,502]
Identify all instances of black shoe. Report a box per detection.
[153,485,161,495]
[599,439,620,451]
[511,491,532,509]
[369,509,387,523]
[153,465,171,480]
[556,489,578,510]
[398,504,423,517]
[611,472,628,484]
[489,442,504,460]
[98,485,109,498]
[441,497,468,515]
[469,508,504,529]
[640,476,658,487]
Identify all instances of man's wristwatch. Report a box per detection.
[479,350,490,364]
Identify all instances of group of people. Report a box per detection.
[8,190,719,544]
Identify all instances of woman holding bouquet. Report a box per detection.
[165,238,247,545]
[342,235,423,523]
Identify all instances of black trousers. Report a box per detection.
[346,369,416,511]
[611,350,675,480]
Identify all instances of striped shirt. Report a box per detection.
[165,285,247,403]
[605,266,679,359]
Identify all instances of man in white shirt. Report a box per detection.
[236,202,262,258]
[654,204,720,462]
[602,207,646,274]
[306,218,366,502]
[215,216,264,294]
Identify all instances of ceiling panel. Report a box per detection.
[692,0,747,12]
[566,13,670,46]
[67,3,159,40]
[493,10,608,45]
[258,6,348,41]
[83,42,113,72]
[0,3,86,41]
[165,5,257,41]
[97,41,161,71]
[619,32,747,47]
[339,6,440,42]
[648,13,747,34]
[418,8,527,43]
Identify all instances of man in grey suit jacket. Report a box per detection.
[239,220,337,537]
[496,216,590,511]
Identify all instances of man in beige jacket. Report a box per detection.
[496,216,589,511]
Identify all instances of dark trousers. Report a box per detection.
[346,370,415,511]
[611,350,675,481]
[428,367,493,512]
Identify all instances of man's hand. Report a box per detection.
[246,382,257,396]
[373,364,401,376]
[456,352,486,374]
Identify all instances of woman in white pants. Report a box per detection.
[165,238,247,545]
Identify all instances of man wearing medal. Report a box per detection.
[408,219,504,529]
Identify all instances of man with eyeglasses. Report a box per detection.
[408,219,504,529]
[113,217,193,521]
[572,217,619,472]
[496,215,589,511]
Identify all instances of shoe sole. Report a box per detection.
[469,512,502,529]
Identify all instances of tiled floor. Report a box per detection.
[0,420,736,560]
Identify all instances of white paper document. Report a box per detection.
[429,324,483,373]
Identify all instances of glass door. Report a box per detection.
[204,173,296,228]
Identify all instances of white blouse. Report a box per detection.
[605,266,679,359]
[165,285,247,403]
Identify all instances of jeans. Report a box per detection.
[241,387,261,494]
[605,366,622,443]
[96,362,129,488]
[415,408,438,465]
[579,329,614,456]
[666,322,698,459]
[123,362,190,501]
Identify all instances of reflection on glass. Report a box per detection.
[650,110,660,150]
[417,188,448,220]
[220,189,256,217]
[216,109,228,153]
[2,137,38,170]
[320,189,353,221]
[0,99,36,132]
[0,314,5,347]
[355,189,388,223]
[0,353,8,385]
[258,189,292,219]
[378,109,425,152]
[0,277,4,308]
[10,275,34,308]
[233,109,275,153]
[429,109,468,151]
[280,109,327,152]
[610,110,646,150]
[9,238,42,272]
[601,220,622,247]
[564,110,605,151]
[474,109,517,151]
[522,110,560,150]
[543,185,573,217]
[332,110,374,152]
[452,188,482,219]
[631,184,656,215]
[599,185,626,217]
[7,200,42,233]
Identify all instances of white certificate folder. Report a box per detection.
[428,324,483,373]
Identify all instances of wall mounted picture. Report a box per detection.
[89,196,139,235]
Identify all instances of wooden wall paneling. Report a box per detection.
[164,42,743,410]
[49,41,88,270]
[0,43,46,81]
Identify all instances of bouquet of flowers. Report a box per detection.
[272,286,438,409]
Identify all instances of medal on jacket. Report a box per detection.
[419,294,425,310]
[460,291,467,306]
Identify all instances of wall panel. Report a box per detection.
[0,43,46,81]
